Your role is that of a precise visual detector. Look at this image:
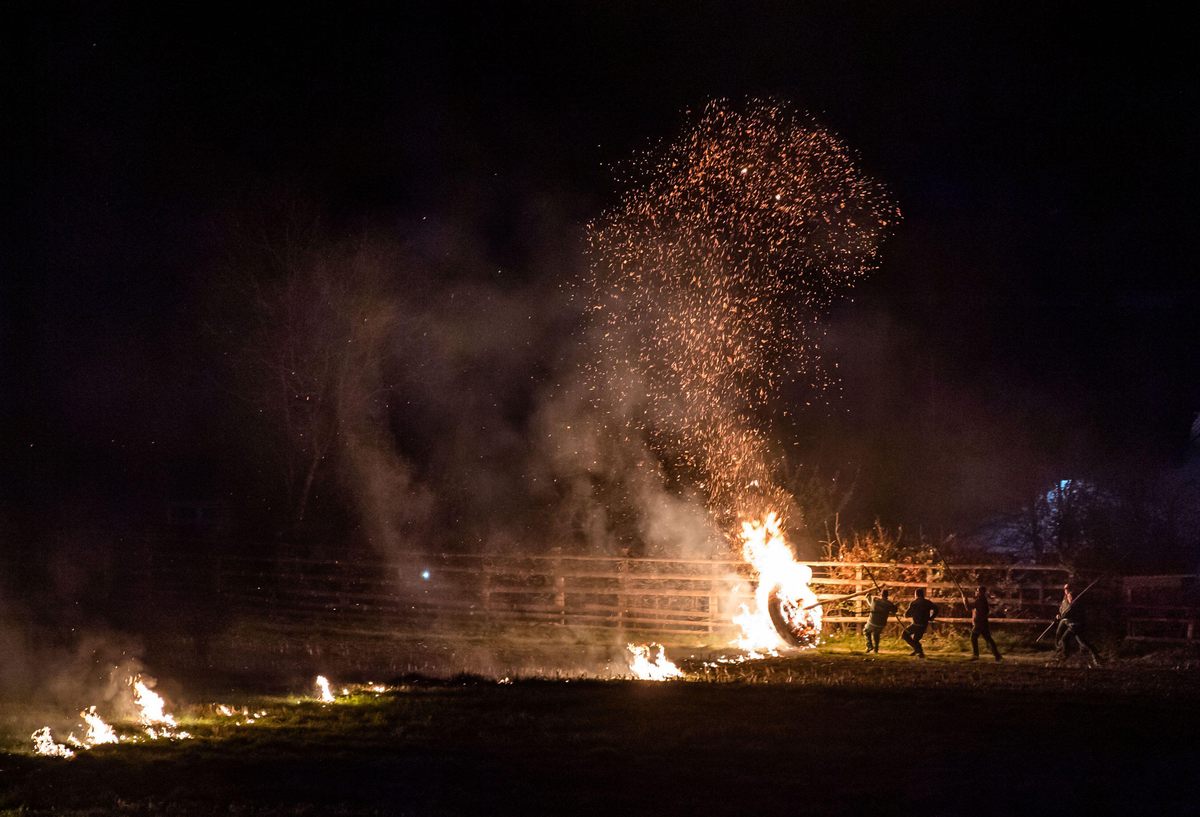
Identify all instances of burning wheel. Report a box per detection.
[767,586,820,648]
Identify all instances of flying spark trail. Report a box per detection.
[584,100,899,538]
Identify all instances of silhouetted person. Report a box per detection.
[902,588,939,658]
[863,588,898,653]
[1055,582,1101,667]
[967,585,1002,661]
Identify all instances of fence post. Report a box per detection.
[856,564,864,638]
[709,558,719,635]
[552,547,566,626]
[617,550,629,640]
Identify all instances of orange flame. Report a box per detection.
[732,512,822,654]
[627,643,684,680]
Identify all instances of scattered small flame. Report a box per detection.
[627,643,684,681]
[32,671,195,757]
[32,726,74,758]
[315,675,335,703]
[733,512,822,654]
[214,703,267,723]
[80,706,119,746]
[132,676,190,740]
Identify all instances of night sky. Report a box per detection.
[8,4,1199,556]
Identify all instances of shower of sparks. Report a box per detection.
[584,100,898,536]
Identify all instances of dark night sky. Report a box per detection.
[7,4,1199,546]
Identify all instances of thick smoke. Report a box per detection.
[220,103,896,565]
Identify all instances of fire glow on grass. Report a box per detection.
[733,512,822,655]
[627,643,684,681]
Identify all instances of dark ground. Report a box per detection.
[2,650,1198,816]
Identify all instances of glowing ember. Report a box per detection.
[733,512,822,653]
[627,643,684,681]
[315,675,335,702]
[132,676,190,740]
[585,100,898,535]
[214,703,267,723]
[31,726,74,758]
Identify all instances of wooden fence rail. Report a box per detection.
[138,552,1199,646]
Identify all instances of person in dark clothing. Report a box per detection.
[1055,583,1101,667]
[967,585,1002,661]
[863,588,898,653]
[902,588,939,658]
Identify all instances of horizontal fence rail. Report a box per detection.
[134,552,1200,647]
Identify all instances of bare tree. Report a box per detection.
[216,224,405,537]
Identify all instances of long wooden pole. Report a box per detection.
[930,542,969,609]
[1036,575,1103,643]
[801,587,874,611]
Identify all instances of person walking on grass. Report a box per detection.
[902,588,939,658]
[967,585,1002,661]
[1055,582,1102,668]
[863,588,898,654]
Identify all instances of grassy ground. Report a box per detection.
[2,646,1197,816]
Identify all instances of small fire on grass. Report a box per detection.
[133,676,190,740]
[31,674,190,758]
[75,706,119,747]
[627,643,683,681]
[315,675,336,703]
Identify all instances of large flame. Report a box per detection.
[627,643,683,681]
[315,675,336,702]
[732,512,822,654]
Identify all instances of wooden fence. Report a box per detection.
[1121,574,1200,643]
[137,552,1197,647]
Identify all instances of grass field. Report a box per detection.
[2,646,1197,816]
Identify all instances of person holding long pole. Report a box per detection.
[1054,582,1102,667]
[862,587,898,654]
